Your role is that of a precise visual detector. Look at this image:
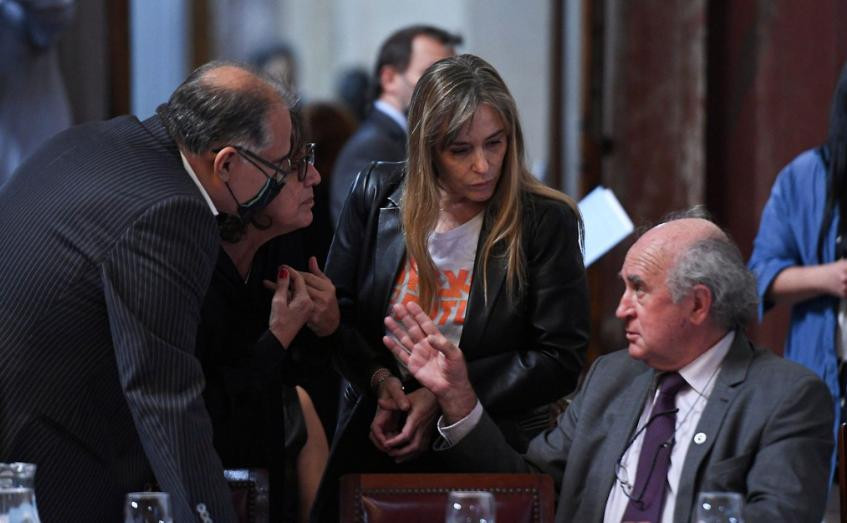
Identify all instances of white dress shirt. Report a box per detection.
[604,330,734,523]
[180,151,218,215]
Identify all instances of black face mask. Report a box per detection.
[217,176,285,243]
[230,174,285,222]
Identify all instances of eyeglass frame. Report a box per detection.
[613,406,679,508]
[230,142,316,186]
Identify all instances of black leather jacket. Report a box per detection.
[326,161,589,438]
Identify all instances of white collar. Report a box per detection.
[374,99,408,132]
[180,151,218,216]
[677,330,735,395]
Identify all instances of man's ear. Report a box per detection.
[380,65,399,94]
[689,283,713,326]
[213,147,236,182]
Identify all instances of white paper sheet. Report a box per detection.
[578,186,634,267]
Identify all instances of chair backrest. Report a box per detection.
[224,468,270,523]
[839,422,846,523]
[339,473,555,523]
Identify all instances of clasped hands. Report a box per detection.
[263,256,340,347]
[372,302,479,461]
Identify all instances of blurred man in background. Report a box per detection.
[329,24,460,225]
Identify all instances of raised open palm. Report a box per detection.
[383,302,477,422]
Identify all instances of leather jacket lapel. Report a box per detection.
[458,214,505,356]
[674,332,751,521]
[372,183,406,321]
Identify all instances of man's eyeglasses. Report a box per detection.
[234,142,316,184]
[613,406,679,508]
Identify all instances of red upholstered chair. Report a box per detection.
[339,473,556,523]
[224,468,270,523]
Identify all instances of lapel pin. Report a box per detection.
[694,432,707,445]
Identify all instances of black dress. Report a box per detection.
[196,236,309,521]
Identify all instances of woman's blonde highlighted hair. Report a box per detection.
[403,54,580,313]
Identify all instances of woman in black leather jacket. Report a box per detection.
[319,54,589,517]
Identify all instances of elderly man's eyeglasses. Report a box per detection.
[613,406,679,507]
[234,142,316,184]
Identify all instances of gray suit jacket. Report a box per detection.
[444,333,834,522]
[328,106,406,227]
[0,116,236,522]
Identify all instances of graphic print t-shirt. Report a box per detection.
[387,212,484,373]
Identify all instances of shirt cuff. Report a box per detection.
[435,400,483,449]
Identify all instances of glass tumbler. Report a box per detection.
[445,490,496,523]
[124,492,173,523]
[695,491,744,523]
[0,487,40,523]
[0,463,39,523]
[0,463,35,490]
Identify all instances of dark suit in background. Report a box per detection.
[328,106,405,226]
[0,115,236,521]
[443,332,833,522]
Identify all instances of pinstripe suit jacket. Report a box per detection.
[0,116,237,522]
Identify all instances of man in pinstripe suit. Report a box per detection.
[0,61,298,522]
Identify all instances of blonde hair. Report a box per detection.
[403,54,580,313]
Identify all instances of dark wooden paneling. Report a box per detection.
[589,0,707,356]
[548,0,564,191]
[106,0,130,116]
[191,0,211,68]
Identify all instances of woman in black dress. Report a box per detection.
[195,106,334,522]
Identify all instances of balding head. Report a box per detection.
[201,64,276,98]
[633,218,725,272]
[157,61,296,155]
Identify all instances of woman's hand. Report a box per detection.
[383,302,478,424]
[369,375,410,453]
[301,256,340,336]
[264,266,314,347]
[380,388,440,463]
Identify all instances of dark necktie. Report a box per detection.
[621,371,688,523]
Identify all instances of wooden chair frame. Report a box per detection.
[340,473,555,523]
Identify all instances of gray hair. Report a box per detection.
[664,211,759,329]
[156,60,297,154]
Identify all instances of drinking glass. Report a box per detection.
[124,492,172,523]
[445,490,496,523]
[0,464,35,489]
[0,487,40,523]
[0,463,39,523]
[695,491,744,523]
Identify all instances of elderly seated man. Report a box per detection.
[384,211,834,523]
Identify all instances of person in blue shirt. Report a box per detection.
[749,62,847,451]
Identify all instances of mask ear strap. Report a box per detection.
[239,178,274,208]
[224,181,240,204]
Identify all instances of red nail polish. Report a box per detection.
[278,268,288,279]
